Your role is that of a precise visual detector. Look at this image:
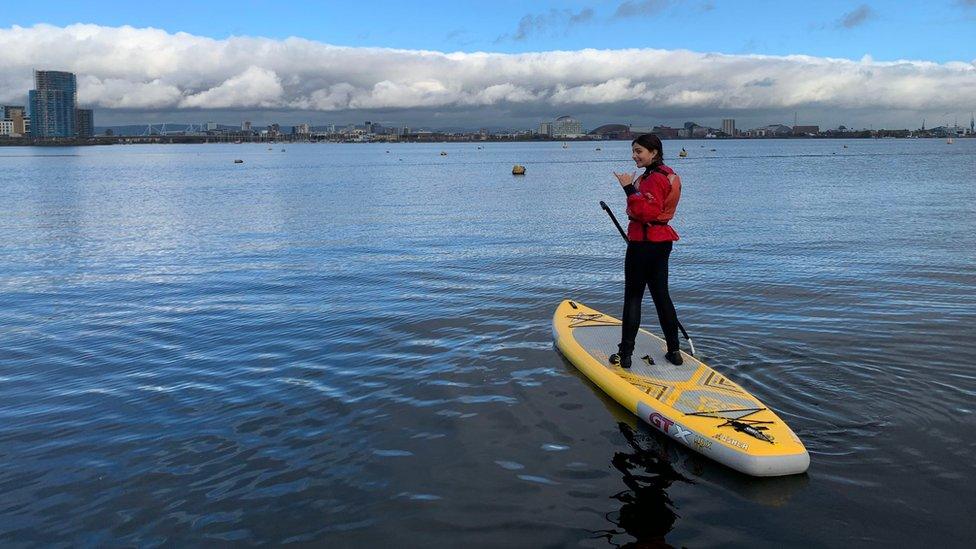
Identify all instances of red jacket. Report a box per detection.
[624,164,680,242]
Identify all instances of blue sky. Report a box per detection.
[3,0,973,62]
[1,1,974,129]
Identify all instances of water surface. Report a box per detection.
[1,139,974,546]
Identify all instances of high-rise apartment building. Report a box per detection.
[75,108,94,138]
[722,118,736,136]
[28,70,77,137]
[551,115,583,137]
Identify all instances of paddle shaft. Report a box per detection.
[599,201,628,241]
[599,201,695,354]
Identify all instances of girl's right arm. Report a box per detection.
[624,174,666,222]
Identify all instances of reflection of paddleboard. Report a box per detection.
[553,300,809,476]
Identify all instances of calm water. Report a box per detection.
[1,139,974,547]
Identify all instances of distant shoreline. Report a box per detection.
[1,135,970,147]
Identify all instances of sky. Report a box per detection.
[1,0,975,130]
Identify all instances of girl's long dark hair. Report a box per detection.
[632,133,664,176]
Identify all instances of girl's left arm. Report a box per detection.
[656,174,681,222]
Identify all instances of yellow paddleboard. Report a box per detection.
[553,300,809,476]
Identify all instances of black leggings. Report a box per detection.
[619,241,679,356]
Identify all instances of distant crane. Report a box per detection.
[141,123,203,136]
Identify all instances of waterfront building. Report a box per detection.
[2,106,27,136]
[678,122,700,138]
[75,108,94,138]
[242,120,252,131]
[0,116,29,136]
[589,123,633,140]
[205,121,218,131]
[292,123,310,135]
[927,125,967,137]
[552,115,584,137]
[28,70,77,137]
[4,105,25,125]
[792,125,819,136]
[652,126,680,139]
[722,118,736,136]
[751,124,793,137]
[539,121,552,136]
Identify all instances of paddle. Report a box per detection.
[598,201,696,357]
[600,201,628,241]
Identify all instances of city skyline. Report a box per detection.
[89,113,975,136]
[1,3,975,129]
[6,68,974,140]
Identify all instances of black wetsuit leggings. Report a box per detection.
[619,241,680,356]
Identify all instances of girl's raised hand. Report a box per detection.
[613,171,637,188]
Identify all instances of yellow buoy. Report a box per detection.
[512,164,526,175]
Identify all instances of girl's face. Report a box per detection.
[632,144,658,167]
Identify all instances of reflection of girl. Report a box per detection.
[607,422,683,546]
[609,134,683,369]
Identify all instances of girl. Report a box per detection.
[609,134,683,369]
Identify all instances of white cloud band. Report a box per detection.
[1,23,974,120]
